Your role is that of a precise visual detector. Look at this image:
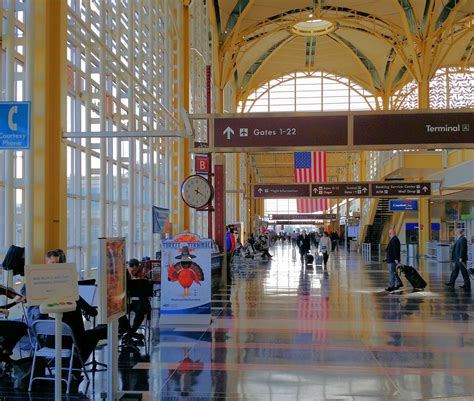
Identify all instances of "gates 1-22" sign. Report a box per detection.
[212,111,472,151]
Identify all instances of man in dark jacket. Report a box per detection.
[297,230,311,263]
[446,228,470,289]
[386,227,403,292]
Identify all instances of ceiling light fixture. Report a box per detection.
[292,19,336,37]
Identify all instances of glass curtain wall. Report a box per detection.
[66,0,179,276]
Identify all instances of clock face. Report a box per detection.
[181,175,213,209]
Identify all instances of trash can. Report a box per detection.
[407,244,418,258]
[437,243,451,263]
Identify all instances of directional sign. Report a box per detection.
[371,182,431,197]
[214,115,347,149]
[311,183,370,198]
[253,184,310,198]
[270,213,336,220]
[0,101,31,150]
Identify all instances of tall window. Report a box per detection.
[240,71,375,215]
[239,71,377,113]
[66,0,178,274]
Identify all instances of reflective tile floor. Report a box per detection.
[2,242,474,400]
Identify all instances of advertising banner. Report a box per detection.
[160,232,212,326]
[389,200,419,211]
[152,206,169,234]
[98,237,127,324]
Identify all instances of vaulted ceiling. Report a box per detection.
[213,0,473,103]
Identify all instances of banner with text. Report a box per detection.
[160,232,212,326]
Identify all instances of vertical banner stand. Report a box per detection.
[97,237,127,401]
[107,319,118,401]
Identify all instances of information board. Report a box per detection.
[160,232,213,326]
[24,263,78,306]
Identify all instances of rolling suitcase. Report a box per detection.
[397,264,427,290]
[305,253,314,265]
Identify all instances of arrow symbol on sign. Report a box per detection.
[258,188,263,194]
[422,186,428,192]
[223,126,234,140]
[362,187,368,193]
[313,187,319,194]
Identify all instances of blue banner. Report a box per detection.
[0,101,31,150]
[152,206,169,234]
[390,200,418,211]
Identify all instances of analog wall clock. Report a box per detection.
[181,175,214,209]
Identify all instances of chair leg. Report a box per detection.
[28,346,38,392]
[66,346,75,394]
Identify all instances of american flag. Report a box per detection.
[294,151,328,212]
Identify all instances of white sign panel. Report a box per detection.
[24,263,78,306]
[160,232,212,325]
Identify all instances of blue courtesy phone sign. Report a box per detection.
[0,101,31,150]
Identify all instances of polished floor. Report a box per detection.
[2,241,474,400]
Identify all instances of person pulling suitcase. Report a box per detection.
[385,227,403,292]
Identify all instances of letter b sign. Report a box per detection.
[195,154,210,174]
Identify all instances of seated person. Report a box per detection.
[26,250,107,365]
[0,308,28,364]
[118,259,152,343]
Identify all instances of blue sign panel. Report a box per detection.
[0,101,31,150]
[406,223,440,230]
[390,200,418,211]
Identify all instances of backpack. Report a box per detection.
[1,245,25,276]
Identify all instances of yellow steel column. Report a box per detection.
[31,0,67,262]
[418,198,431,256]
[418,80,430,109]
[179,1,191,231]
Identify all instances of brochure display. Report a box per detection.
[98,237,126,401]
[160,232,213,325]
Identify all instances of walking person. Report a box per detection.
[297,230,311,263]
[385,227,403,292]
[319,231,331,269]
[445,228,470,290]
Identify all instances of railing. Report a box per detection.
[361,242,382,261]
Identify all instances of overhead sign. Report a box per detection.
[390,200,418,211]
[354,112,473,146]
[253,182,432,198]
[270,213,336,220]
[160,232,212,326]
[254,184,310,198]
[371,182,431,197]
[214,115,348,149]
[0,101,31,150]
[312,183,370,197]
[206,110,473,152]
